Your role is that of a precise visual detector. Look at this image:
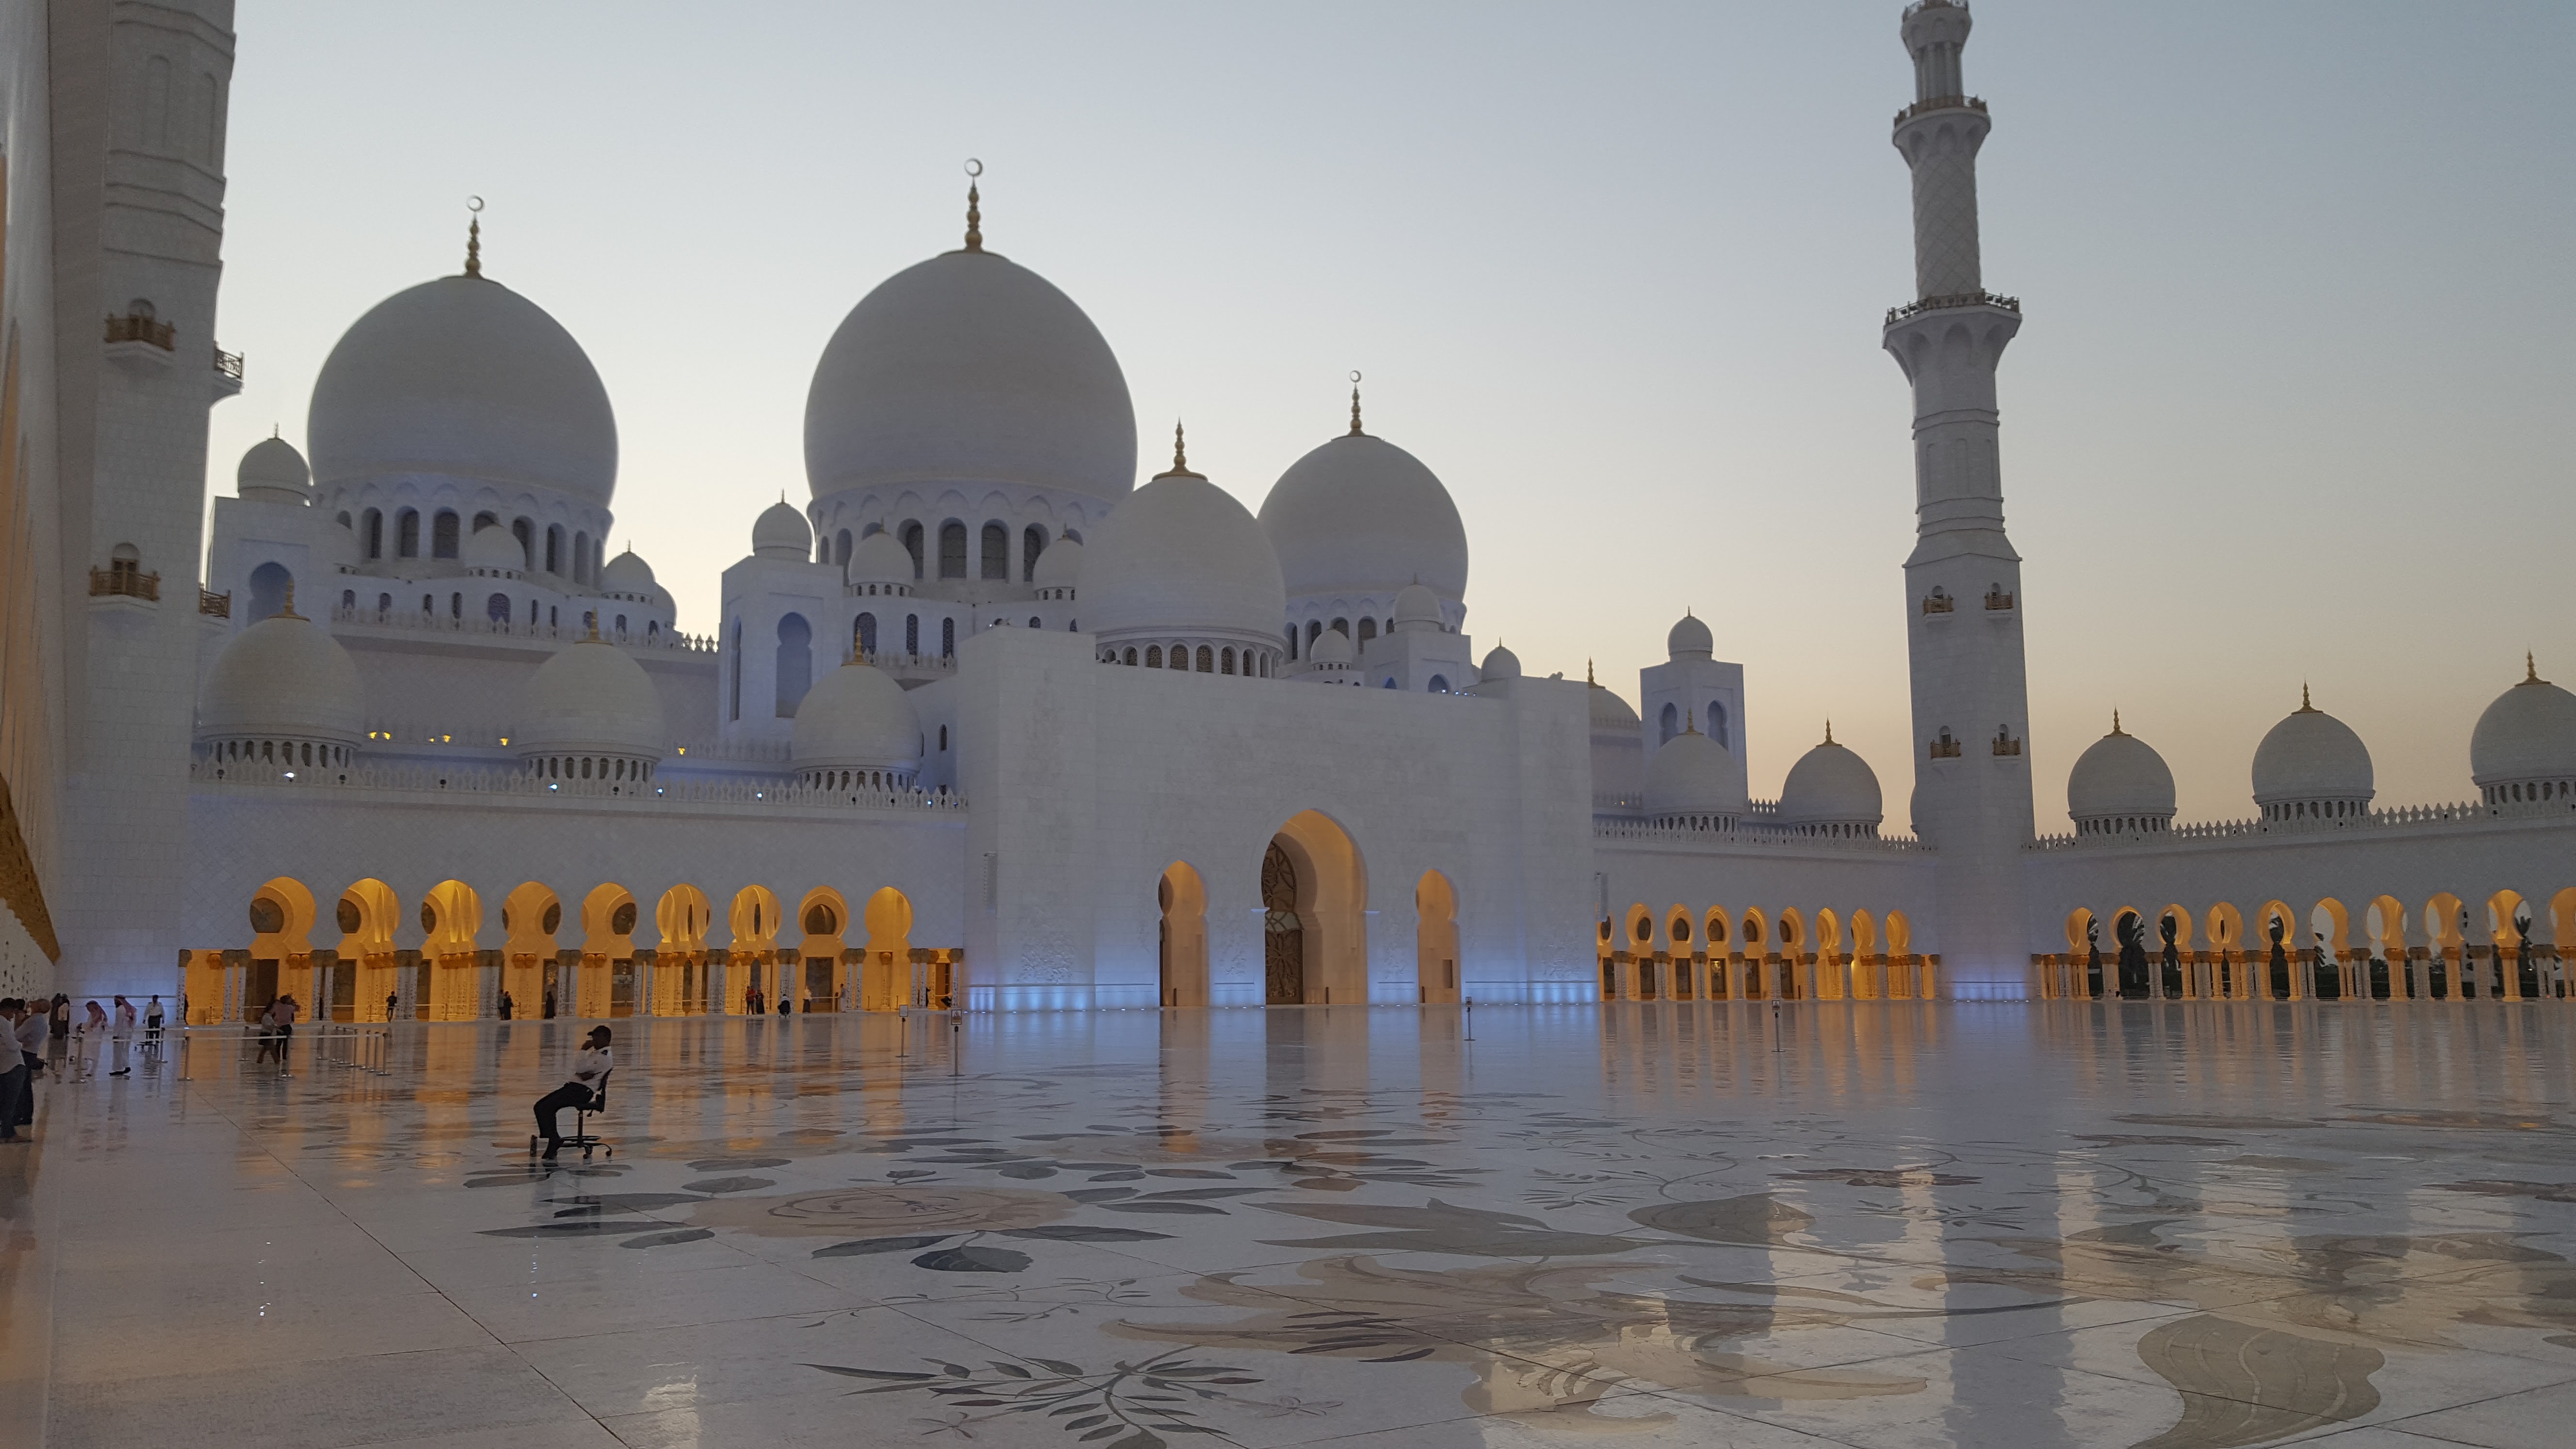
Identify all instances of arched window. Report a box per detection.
[1221,647,1236,675]
[485,592,510,623]
[340,588,355,612]
[450,592,463,619]
[899,521,925,579]
[396,509,420,557]
[834,530,852,567]
[854,612,877,656]
[1023,525,1046,581]
[1330,617,1349,639]
[1429,674,1449,692]
[1287,628,1299,661]
[573,531,592,583]
[1709,700,1730,747]
[728,619,742,721]
[1146,645,1162,668]
[471,510,498,532]
[1659,702,1678,743]
[433,510,461,559]
[1357,618,1377,645]
[376,593,391,618]
[980,522,1008,580]
[614,614,628,638]
[512,517,533,566]
[1123,647,1138,665]
[1306,620,1323,650]
[1195,645,1213,673]
[247,561,291,619]
[939,725,948,751]
[941,617,956,657]
[776,613,812,716]
[361,508,383,559]
[938,521,968,579]
[905,614,919,655]
[544,525,563,574]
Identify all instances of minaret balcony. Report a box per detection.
[1885,290,2020,327]
[213,345,245,400]
[1893,94,1985,127]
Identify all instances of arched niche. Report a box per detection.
[1263,810,1368,1006]
[1159,862,1208,1009]
[1416,870,1460,1004]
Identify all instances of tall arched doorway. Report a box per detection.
[1262,844,1304,1004]
[1263,810,1368,1005]
[1159,862,1208,1008]
[1416,870,1459,1003]
[861,886,913,1011]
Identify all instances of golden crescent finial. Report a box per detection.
[1348,370,1365,436]
[463,197,484,277]
[963,159,983,252]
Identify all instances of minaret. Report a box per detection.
[1882,0,2033,998]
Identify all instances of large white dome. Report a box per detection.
[1589,678,1641,733]
[1647,727,1747,819]
[2251,691,2373,810]
[2066,719,2176,823]
[515,636,665,760]
[805,249,1135,504]
[1667,611,1713,660]
[199,612,364,746]
[1780,732,1883,828]
[2470,659,2576,797]
[597,548,656,596]
[1258,432,1467,602]
[1082,463,1285,648]
[791,659,921,775]
[308,274,617,505]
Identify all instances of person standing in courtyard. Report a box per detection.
[143,994,165,1050]
[108,995,135,1076]
[79,1000,106,1076]
[46,995,67,1068]
[271,994,298,1065]
[0,1001,29,1143]
[11,998,43,1129]
[531,1025,612,1160]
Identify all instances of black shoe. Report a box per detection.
[110,1069,128,1077]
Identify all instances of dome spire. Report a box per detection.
[277,581,300,621]
[464,195,484,278]
[1348,370,1365,436]
[963,159,984,253]
[2297,682,2318,714]
[2527,651,2543,685]
[1823,719,1835,745]
[2110,709,2124,736]
[1155,420,1200,479]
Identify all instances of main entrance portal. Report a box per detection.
[1262,841,1304,1004]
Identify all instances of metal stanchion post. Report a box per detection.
[948,1008,962,1077]
[1463,996,1474,1042]
[896,1007,907,1061]
[1772,1002,1782,1053]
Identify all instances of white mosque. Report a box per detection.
[16,2,2573,1021]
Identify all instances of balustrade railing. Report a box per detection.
[104,311,175,348]
[1886,290,2021,326]
[191,756,966,813]
[2031,795,2576,851]
[89,564,159,600]
[328,604,715,652]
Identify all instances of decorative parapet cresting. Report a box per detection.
[2029,796,2576,852]
[189,757,966,814]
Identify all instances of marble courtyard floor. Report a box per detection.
[4,1003,2574,1449]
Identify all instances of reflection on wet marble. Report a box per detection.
[12,1001,2576,1448]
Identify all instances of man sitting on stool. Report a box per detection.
[533,1025,612,1160]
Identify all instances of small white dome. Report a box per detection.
[309,274,616,505]
[1310,627,1356,666]
[2251,691,2373,808]
[313,514,362,573]
[1667,611,1712,660]
[753,499,814,561]
[1780,732,1884,826]
[2067,719,2176,821]
[1393,582,1442,632]
[1646,726,1747,818]
[790,659,921,773]
[848,530,918,584]
[1258,431,1468,603]
[2471,660,2576,793]
[1589,678,1641,734]
[1083,463,1286,649]
[1479,642,1521,682]
[199,611,364,746]
[1030,535,1083,589]
[237,436,312,503]
[805,249,1135,505]
[597,548,655,595]
[463,522,525,573]
[515,636,665,760]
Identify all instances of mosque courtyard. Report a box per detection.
[3,1003,2572,1449]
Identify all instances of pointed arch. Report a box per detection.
[1417,870,1461,1003]
[1160,862,1208,1008]
[1264,810,1368,1005]
[798,886,852,1011]
[420,879,484,1021]
[861,886,914,1011]
[655,884,715,1015]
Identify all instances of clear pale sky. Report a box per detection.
[202,1,2573,830]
